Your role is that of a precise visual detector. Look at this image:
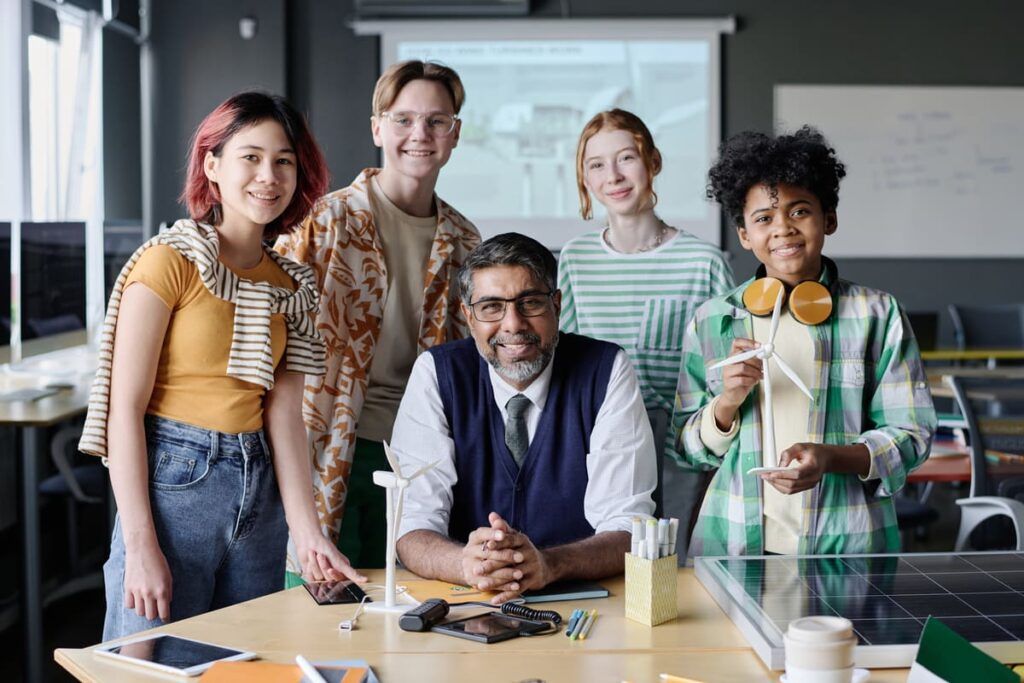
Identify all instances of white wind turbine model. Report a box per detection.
[364,440,439,614]
[710,286,814,468]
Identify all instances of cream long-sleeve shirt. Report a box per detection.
[699,305,814,554]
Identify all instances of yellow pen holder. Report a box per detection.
[624,552,678,626]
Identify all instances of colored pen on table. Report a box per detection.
[569,609,591,640]
[579,609,598,640]
[565,608,583,636]
[295,654,328,683]
[659,675,703,683]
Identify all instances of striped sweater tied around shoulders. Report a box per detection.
[78,219,326,458]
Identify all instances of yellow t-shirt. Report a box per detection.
[123,244,295,433]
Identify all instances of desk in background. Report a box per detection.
[926,367,1024,400]
[54,569,913,682]
[921,349,1024,363]
[1,348,94,683]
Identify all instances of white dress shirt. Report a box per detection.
[394,347,657,541]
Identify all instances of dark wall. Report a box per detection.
[148,0,286,226]
[287,0,379,187]
[148,0,1024,343]
[103,27,141,220]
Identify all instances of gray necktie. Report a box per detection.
[505,394,531,466]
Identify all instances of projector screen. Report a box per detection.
[357,19,733,248]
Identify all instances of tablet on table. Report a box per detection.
[93,633,256,676]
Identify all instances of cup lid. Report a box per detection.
[786,616,854,643]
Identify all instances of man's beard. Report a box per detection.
[486,331,558,384]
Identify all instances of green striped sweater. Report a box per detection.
[557,228,734,465]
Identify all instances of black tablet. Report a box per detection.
[430,612,548,643]
[304,579,370,605]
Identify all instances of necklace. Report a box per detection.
[604,221,669,254]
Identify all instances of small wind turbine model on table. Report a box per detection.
[709,283,814,471]
[364,440,439,614]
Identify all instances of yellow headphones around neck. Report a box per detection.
[742,276,833,326]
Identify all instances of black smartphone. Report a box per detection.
[303,580,370,605]
[430,612,548,643]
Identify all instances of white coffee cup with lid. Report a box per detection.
[783,616,857,683]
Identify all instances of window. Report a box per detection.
[28,10,101,222]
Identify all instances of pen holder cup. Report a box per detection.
[624,552,678,626]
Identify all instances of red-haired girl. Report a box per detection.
[80,92,364,639]
[557,109,733,551]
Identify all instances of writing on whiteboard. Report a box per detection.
[868,110,1017,196]
[775,85,1024,257]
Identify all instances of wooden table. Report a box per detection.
[909,455,971,484]
[54,569,914,682]
[0,351,94,683]
[921,349,1024,362]
[927,368,1024,400]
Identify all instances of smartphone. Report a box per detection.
[746,466,791,475]
[430,612,549,643]
[303,579,370,605]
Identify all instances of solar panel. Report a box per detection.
[694,551,1024,670]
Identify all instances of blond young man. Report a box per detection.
[277,61,480,577]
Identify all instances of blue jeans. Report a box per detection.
[103,415,287,640]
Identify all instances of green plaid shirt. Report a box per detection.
[673,259,936,557]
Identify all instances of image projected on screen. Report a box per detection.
[696,551,1024,670]
[396,39,713,247]
[21,222,86,341]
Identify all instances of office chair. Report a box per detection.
[946,376,1024,551]
[38,424,108,599]
[906,311,939,352]
[948,304,1024,351]
[894,496,939,550]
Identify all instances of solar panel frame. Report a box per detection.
[694,551,1024,670]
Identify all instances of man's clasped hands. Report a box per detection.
[461,511,552,604]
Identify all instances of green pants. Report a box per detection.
[285,438,390,588]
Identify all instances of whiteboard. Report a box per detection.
[775,85,1024,258]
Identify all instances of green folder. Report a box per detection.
[908,616,1018,683]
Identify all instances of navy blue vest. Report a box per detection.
[428,333,619,549]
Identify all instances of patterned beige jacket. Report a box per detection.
[276,168,480,542]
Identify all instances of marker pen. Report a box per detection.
[295,655,328,683]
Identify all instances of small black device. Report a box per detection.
[430,612,550,643]
[303,580,370,605]
[399,598,450,631]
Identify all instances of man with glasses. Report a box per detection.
[393,233,656,603]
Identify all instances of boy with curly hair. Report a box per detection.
[674,126,935,557]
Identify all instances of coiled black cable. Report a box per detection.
[498,601,562,626]
[459,600,562,635]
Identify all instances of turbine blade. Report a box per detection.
[772,354,814,400]
[709,348,762,370]
[762,370,775,465]
[393,489,405,547]
[768,286,784,344]
[408,460,440,481]
[382,440,403,478]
